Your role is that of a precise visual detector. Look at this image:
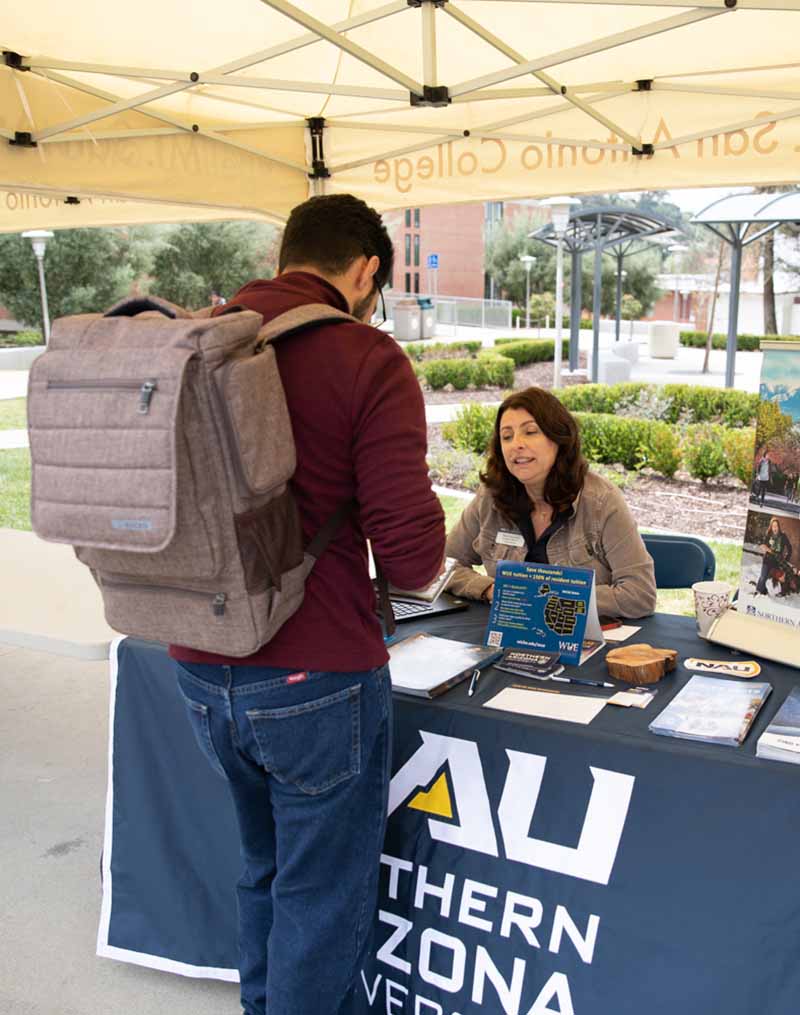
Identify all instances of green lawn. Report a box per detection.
[0,449,31,529]
[0,465,743,618]
[0,398,26,430]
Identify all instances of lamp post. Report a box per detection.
[668,244,689,322]
[22,230,55,344]
[519,254,536,330]
[540,196,579,388]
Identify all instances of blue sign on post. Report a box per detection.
[426,253,439,269]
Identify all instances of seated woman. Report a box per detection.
[446,387,657,619]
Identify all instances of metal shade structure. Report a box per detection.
[693,190,800,387]
[531,206,677,380]
[4,0,800,225]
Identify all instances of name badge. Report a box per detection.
[496,530,525,547]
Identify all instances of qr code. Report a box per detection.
[487,630,503,647]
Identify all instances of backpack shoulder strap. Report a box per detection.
[255,304,356,352]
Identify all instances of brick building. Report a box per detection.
[386,199,542,300]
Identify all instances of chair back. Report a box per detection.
[641,533,716,589]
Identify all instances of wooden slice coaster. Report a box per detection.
[606,644,678,685]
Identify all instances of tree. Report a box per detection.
[756,400,794,449]
[149,222,279,309]
[619,294,642,339]
[527,292,556,326]
[485,208,660,314]
[0,227,147,330]
[484,214,554,305]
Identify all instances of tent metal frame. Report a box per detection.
[7,0,800,191]
[693,190,800,387]
[531,207,677,380]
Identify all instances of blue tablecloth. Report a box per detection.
[98,610,800,1014]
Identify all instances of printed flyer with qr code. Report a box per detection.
[484,561,602,665]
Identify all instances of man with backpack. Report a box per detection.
[169,195,446,1015]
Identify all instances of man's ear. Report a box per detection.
[358,254,380,291]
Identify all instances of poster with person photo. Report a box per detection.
[738,341,800,628]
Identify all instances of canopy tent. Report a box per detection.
[3,0,800,223]
[693,191,800,386]
[531,206,678,378]
[0,187,278,232]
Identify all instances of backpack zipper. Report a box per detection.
[47,378,158,415]
[101,578,227,616]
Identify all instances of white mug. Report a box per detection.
[691,581,732,639]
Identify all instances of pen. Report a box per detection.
[467,668,481,697]
[550,675,614,688]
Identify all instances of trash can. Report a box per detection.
[417,297,436,340]
[392,300,421,342]
[648,321,680,359]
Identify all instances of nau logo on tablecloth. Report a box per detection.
[388,731,635,886]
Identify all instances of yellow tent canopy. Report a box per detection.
[2,0,800,223]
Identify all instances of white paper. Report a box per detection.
[483,686,606,724]
[608,690,654,709]
[602,625,641,643]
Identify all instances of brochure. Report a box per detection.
[387,632,501,699]
[649,675,772,746]
[757,686,800,764]
[484,561,604,666]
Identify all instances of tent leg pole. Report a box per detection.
[726,237,742,389]
[592,231,602,384]
[615,252,623,342]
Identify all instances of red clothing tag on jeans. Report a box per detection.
[286,672,308,685]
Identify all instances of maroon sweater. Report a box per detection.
[170,272,445,670]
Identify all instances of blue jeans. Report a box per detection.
[173,660,392,1015]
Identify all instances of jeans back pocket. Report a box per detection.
[246,684,361,795]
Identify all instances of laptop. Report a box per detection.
[371,553,469,623]
[385,590,470,623]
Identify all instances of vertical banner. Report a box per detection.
[737,341,800,628]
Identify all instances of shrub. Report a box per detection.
[493,339,569,366]
[640,422,682,478]
[722,428,756,486]
[573,412,653,470]
[427,447,483,492]
[683,425,728,482]
[419,356,513,390]
[556,381,758,427]
[442,402,497,455]
[0,329,43,348]
[405,340,482,361]
[680,331,800,352]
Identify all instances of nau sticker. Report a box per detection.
[684,658,761,678]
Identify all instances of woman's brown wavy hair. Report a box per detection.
[481,387,588,521]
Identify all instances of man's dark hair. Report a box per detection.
[279,194,394,290]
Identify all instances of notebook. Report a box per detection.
[649,675,772,747]
[757,687,800,764]
[387,632,501,698]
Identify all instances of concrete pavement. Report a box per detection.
[0,642,241,1015]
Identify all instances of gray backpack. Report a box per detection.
[27,296,362,656]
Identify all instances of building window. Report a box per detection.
[405,272,411,293]
[414,273,420,294]
[405,209,411,228]
[414,208,420,229]
[485,201,503,225]
[404,234,411,266]
[413,234,420,267]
